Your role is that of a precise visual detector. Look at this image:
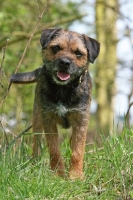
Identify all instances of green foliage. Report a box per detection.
[0,0,84,132]
[0,128,132,199]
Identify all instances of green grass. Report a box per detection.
[0,127,133,200]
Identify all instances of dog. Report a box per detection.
[10,28,100,179]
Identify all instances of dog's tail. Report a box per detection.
[10,67,42,84]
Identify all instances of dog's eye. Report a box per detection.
[74,50,83,58]
[51,45,61,54]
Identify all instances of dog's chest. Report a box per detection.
[43,83,80,106]
[55,103,68,117]
[55,103,70,128]
[39,87,80,128]
[37,76,91,128]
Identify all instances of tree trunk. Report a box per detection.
[95,0,118,134]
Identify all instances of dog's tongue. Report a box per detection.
[57,71,70,81]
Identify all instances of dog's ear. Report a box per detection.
[40,28,62,49]
[83,34,100,63]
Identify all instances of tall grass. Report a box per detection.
[0,127,133,199]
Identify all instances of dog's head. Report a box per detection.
[40,28,100,85]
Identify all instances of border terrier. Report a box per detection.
[10,28,100,179]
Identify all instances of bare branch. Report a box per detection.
[3,125,32,152]
[0,14,86,49]
[0,5,47,107]
[0,39,9,88]
[14,6,47,74]
[0,119,9,146]
[125,102,133,127]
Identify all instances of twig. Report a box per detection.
[0,14,87,49]
[1,125,59,152]
[125,25,133,127]
[35,0,41,15]
[0,120,9,146]
[14,6,47,74]
[0,5,47,107]
[0,39,9,88]
[4,125,32,151]
[125,101,133,126]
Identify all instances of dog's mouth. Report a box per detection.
[57,71,70,81]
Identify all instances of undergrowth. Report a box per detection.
[0,127,133,199]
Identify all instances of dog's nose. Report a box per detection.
[59,58,71,68]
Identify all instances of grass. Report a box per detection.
[0,127,133,200]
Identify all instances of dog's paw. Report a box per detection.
[69,170,84,180]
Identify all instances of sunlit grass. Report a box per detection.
[0,127,133,199]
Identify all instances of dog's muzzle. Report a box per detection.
[56,58,71,81]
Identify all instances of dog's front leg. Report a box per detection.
[69,125,88,179]
[44,125,65,177]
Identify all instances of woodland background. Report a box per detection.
[0,0,133,146]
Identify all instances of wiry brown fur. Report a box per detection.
[43,30,88,67]
[10,29,100,179]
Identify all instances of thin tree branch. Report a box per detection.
[1,125,58,152]
[0,14,86,49]
[14,6,47,74]
[0,39,9,88]
[125,102,133,126]
[0,120,9,146]
[3,125,32,151]
[0,5,47,107]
